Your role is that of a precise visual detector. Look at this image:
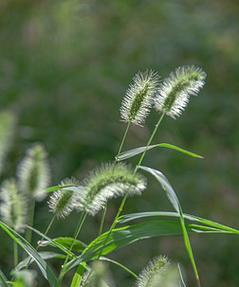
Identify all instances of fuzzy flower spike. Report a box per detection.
[48,178,82,218]
[17,144,50,201]
[154,66,206,119]
[136,256,180,287]
[120,70,159,126]
[75,163,147,216]
[0,179,26,232]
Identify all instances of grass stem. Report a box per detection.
[98,206,107,236]
[13,242,18,266]
[116,121,131,159]
[60,212,87,281]
[98,122,131,237]
[95,113,165,263]
[25,200,35,244]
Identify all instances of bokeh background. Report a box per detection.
[0,1,239,286]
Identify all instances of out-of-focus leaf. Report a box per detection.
[0,221,58,287]
[12,270,37,287]
[15,252,65,272]
[0,268,9,287]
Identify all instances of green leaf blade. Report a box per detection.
[0,221,59,287]
[64,211,239,276]
[138,166,200,285]
[116,143,203,161]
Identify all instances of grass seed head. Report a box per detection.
[0,179,26,232]
[136,256,180,287]
[48,178,82,218]
[17,144,50,201]
[155,66,206,119]
[120,70,159,126]
[75,163,147,216]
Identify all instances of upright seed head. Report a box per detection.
[17,144,50,201]
[75,163,147,216]
[154,66,206,119]
[120,70,159,126]
[48,178,82,219]
[0,179,26,232]
[136,256,180,287]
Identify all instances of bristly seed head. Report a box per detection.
[48,178,82,219]
[154,66,206,119]
[17,144,50,201]
[0,179,26,232]
[120,70,159,126]
[136,256,179,287]
[75,163,147,216]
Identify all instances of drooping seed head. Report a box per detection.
[154,66,206,119]
[0,179,26,232]
[120,70,159,126]
[136,256,180,287]
[48,178,82,218]
[17,144,50,201]
[75,163,147,216]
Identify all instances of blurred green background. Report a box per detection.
[0,0,239,286]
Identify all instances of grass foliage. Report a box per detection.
[0,67,238,287]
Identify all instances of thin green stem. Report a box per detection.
[23,199,35,268]
[36,214,56,251]
[59,212,87,281]
[116,121,131,159]
[82,122,132,285]
[135,112,165,173]
[25,200,35,245]
[95,113,165,261]
[13,242,18,266]
[98,122,131,237]
[98,206,107,236]
[43,215,56,238]
[59,120,130,283]
[26,214,56,269]
[101,257,138,279]
[84,114,166,285]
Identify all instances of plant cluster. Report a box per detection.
[0,66,238,287]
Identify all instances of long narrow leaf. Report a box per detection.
[64,212,239,275]
[139,166,200,284]
[38,237,86,253]
[15,251,65,272]
[120,212,239,234]
[27,226,74,257]
[116,143,203,161]
[139,166,180,212]
[70,262,88,287]
[0,221,58,287]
